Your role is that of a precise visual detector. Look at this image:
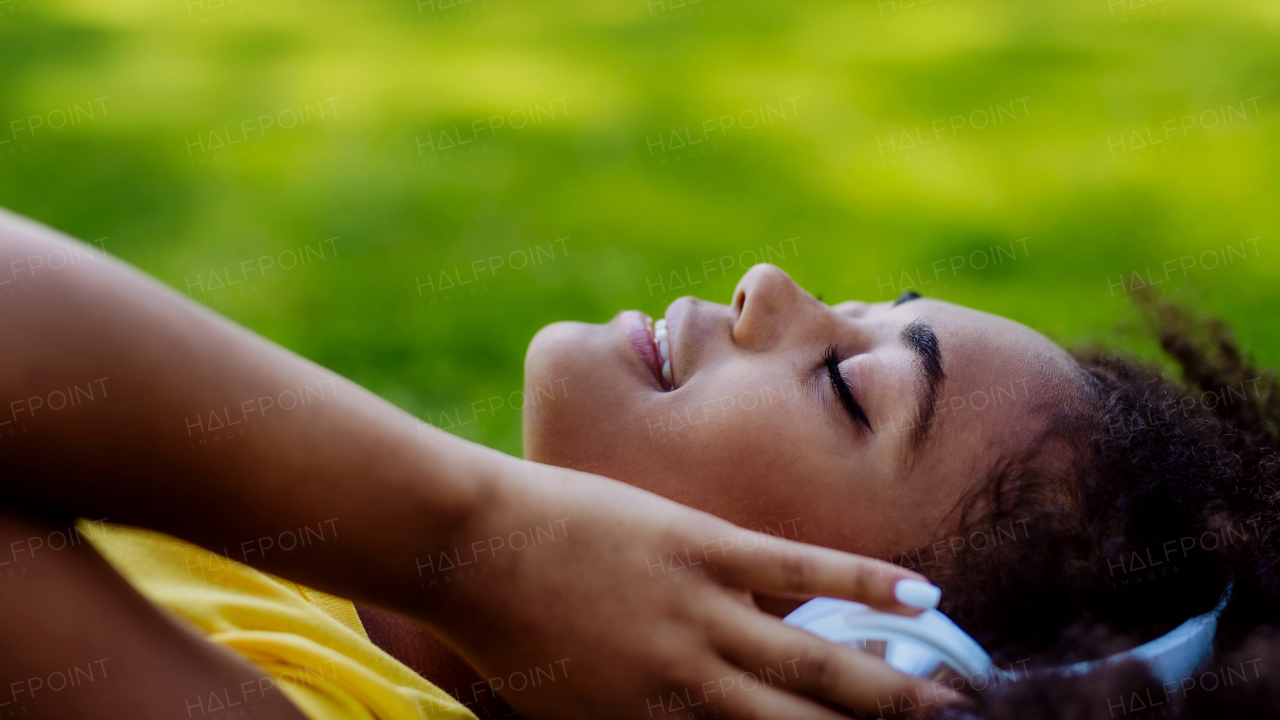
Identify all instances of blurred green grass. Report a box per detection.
[1,0,1276,456]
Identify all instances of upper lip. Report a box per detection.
[661,297,690,390]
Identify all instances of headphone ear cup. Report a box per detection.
[784,598,995,684]
[786,585,1232,690]
[844,636,966,686]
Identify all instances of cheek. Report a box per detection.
[639,384,910,557]
[627,383,836,530]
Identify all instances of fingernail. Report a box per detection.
[894,579,941,610]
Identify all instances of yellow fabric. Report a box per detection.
[80,521,476,720]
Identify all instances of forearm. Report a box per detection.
[0,207,505,613]
[0,508,307,720]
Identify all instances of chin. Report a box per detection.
[522,318,664,485]
[522,320,613,471]
[522,321,576,462]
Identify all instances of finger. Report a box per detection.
[708,597,965,718]
[713,532,941,615]
[717,680,854,720]
[678,657,853,720]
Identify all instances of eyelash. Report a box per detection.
[822,345,873,433]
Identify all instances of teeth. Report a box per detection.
[654,318,673,389]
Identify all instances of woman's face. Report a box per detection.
[523,264,1083,562]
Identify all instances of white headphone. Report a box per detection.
[783,585,1231,687]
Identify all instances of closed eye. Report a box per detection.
[823,345,873,433]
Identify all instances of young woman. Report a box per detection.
[4,207,1276,719]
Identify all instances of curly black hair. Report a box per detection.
[921,302,1280,720]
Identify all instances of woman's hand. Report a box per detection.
[419,458,962,720]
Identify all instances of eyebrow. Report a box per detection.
[899,318,946,454]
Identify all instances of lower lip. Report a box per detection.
[622,310,664,389]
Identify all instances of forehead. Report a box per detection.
[916,300,1080,395]
[864,298,1074,379]
[884,299,1083,478]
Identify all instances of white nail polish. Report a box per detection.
[894,579,941,610]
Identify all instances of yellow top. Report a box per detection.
[81,521,477,720]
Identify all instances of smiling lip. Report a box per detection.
[622,310,666,390]
[662,298,689,387]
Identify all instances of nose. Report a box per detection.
[731,264,807,349]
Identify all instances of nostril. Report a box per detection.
[732,289,746,315]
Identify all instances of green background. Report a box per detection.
[1,0,1276,457]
